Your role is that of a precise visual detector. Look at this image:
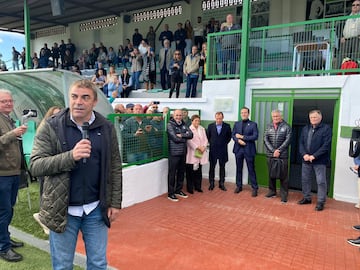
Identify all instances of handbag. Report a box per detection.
[269,158,284,179]
[194,149,203,158]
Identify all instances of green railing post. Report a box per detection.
[239,0,251,111]
[24,0,32,69]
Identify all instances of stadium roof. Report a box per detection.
[0,0,185,33]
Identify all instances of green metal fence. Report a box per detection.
[206,14,360,79]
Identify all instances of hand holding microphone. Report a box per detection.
[72,122,91,163]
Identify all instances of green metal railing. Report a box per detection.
[206,14,360,79]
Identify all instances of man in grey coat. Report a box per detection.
[30,80,122,269]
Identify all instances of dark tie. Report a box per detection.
[164,49,168,66]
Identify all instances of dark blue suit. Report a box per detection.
[207,122,232,187]
[232,120,258,190]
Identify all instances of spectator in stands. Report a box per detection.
[169,50,184,98]
[174,22,187,58]
[221,14,240,75]
[206,17,216,35]
[52,42,60,68]
[138,39,148,55]
[59,40,66,66]
[159,39,173,90]
[146,26,156,51]
[66,38,76,62]
[91,68,106,93]
[182,108,192,127]
[107,47,117,66]
[132,28,143,48]
[184,45,200,98]
[338,0,360,68]
[143,42,156,91]
[193,16,205,49]
[166,109,193,202]
[77,49,89,70]
[184,20,194,56]
[107,74,122,98]
[159,24,174,47]
[150,111,165,158]
[40,43,51,60]
[32,53,39,69]
[88,43,98,68]
[11,47,20,71]
[123,104,153,163]
[95,62,107,76]
[71,64,82,75]
[97,47,107,67]
[125,103,134,113]
[199,42,207,81]
[186,114,208,194]
[119,67,133,98]
[62,49,74,70]
[39,48,49,68]
[117,45,126,68]
[20,47,26,70]
[99,42,108,55]
[114,104,126,114]
[103,65,117,97]
[130,47,143,90]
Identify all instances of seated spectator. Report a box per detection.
[117,45,128,68]
[107,47,117,66]
[39,48,49,68]
[62,49,74,70]
[107,74,122,98]
[119,67,133,98]
[71,64,82,75]
[95,62,107,76]
[97,48,107,67]
[114,104,126,114]
[91,69,106,93]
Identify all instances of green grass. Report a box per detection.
[2,182,83,269]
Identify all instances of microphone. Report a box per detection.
[82,122,90,163]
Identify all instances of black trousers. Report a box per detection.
[185,164,202,192]
[266,158,289,200]
[208,159,226,186]
[168,155,186,196]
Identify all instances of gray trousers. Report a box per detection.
[301,163,327,204]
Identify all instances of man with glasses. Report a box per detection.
[0,89,28,262]
[338,0,360,67]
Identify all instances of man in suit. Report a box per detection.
[232,107,259,197]
[159,39,173,90]
[207,112,232,191]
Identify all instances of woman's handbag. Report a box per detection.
[194,149,203,158]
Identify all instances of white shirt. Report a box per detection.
[343,13,360,39]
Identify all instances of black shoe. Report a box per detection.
[0,249,23,262]
[297,198,312,205]
[347,237,360,247]
[10,239,24,248]
[195,189,203,193]
[281,199,287,204]
[252,189,258,197]
[175,191,188,198]
[208,185,214,191]
[167,194,179,202]
[315,203,324,211]
[265,191,276,198]
[352,225,360,231]
[187,190,194,194]
[234,187,242,193]
[219,185,227,191]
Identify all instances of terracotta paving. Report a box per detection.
[76,182,360,270]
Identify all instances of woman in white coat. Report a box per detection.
[186,114,208,193]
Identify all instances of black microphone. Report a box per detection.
[82,122,90,163]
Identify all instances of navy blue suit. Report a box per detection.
[232,119,258,190]
[207,122,232,186]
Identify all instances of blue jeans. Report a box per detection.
[301,163,327,204]
[50,206,108,270]
[0,175,19,252]
[222,48,237,75]
[132,71,141,90]
[185,74,199,98]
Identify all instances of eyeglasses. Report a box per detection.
[352,4,360,6]
[0,99,14,104]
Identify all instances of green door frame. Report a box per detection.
[251,88,340,198]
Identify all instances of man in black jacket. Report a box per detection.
[207,112,232,191]
[264,109,292,203]
[298,109,332,211]
[167,109,193,201]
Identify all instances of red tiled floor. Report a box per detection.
[76,182,360,269]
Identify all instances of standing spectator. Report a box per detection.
[184,45,200,98]
[66,38,76,63]
[199,42,207,81]
[32,52,39,69]
[159,39,173,90]
[159,24,174,47]
[206,112,232,191]
[184,20,194,56]
[88,44,98,69]
[20,47,26,70]
[52,42,60,68]
[11,47,20,71]
[338,0,360,67]
[40,43,52,59]
[132,28,143,48]
[39,48,49,68]
[186,115,208,194]
[232,107,259,196]
[169,50,184,98]
[264,110,292,203]
[167,109,193,201]
[0,89,27,262]
[182,108,192,127]
[220,14,240,75]
[130,47,143,90]
[59,40,66,66]
[143,44,156,91]
[193,16,205,49]
[98,42,108,55]
[146,26,156,51]
[298,110,332,211]
[119,68,133,98]
[206,17,216,35]
[29,80,122,270]
[174,22,187,58]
